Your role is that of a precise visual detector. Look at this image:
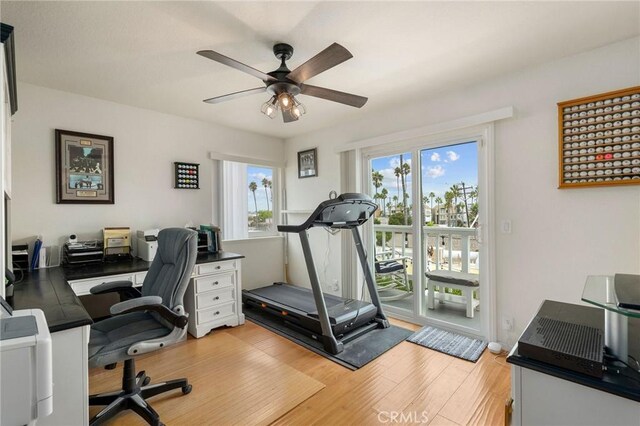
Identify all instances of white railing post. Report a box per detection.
[461,233,470,273]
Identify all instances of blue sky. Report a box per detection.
[247,165,273,212]
[370,141,478,206]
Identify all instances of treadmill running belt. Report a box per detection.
[246,283,370,316]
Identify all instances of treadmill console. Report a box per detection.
[313,193,377,229]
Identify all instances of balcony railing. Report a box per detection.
[374,224,479,273]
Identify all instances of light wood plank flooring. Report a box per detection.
[89,319,511,425]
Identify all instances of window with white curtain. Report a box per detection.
[220,160,278,240]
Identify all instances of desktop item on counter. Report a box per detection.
[518,300,604,378]
[11,244,29,272]
[63,240,104,266]
[195,230,209,255]
[199,224,222,254]
[136,229,159,261]
[103,227,132,262]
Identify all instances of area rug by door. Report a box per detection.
[407,325,487,362]
[245,307,412,370]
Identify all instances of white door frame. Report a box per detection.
[360,123,497,342]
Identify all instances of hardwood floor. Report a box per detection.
[89,319,511,425]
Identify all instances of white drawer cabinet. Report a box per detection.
[184,258,244,338]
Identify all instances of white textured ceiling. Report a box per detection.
[2,1,639,139]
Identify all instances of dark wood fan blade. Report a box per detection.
[203,87,266,104]
[300,84,368,108]
[197,50,276,82]
[282,108,298,123]
[286,43,353,83]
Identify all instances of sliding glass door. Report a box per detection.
[420,141,481,333]
[370,152,414,314]
[367,135,488,338]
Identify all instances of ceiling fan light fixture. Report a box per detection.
[199,42,368,124]
[292,98,306,118]
[261,96,278,119]
[277,92,293,110]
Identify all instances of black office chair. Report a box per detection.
[87,228,197,426]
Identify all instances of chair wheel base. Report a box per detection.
[89,359,190,426]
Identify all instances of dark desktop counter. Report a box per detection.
[508,343,640,403]
[12,251,244,333]
[507,301,640,403]
[12,267,93,333]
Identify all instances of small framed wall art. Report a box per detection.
[298,148,318,178]
[55,129,114,204]
[174,162,200,189]
[558,86,640,189]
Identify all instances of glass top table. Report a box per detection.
[582,275,640,318]
[582,275,639,362]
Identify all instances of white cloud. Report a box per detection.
[426,165,445,178]
[248,172,271,182]
[389,156,412,169]
[431,153,441,162]
[446,151,460,162]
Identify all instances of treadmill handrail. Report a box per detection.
[277,193,377,233]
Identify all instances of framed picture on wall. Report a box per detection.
[298,148,317,178]
[55,129,114,204]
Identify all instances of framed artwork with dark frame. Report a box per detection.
[55,129,114,204]
[298,148,318,178]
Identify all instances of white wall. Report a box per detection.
[224,236,284,290]
[11,83,285,287]
[284,37,640,344]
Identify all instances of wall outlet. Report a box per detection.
[500,219,512,234]
[501,316,514,331]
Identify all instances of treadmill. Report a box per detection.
[242,193,390,354]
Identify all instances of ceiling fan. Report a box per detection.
[197,42,368,123]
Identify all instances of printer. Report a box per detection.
[0,297,53,425]
[136,229,159,261]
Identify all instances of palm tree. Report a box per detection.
[372,170,383,209]
[392,195,398,210]
[394,166,402,202]
[249,181,258,218]
[450,184,461,224]
[450,184,461,209]
[444,191,454,226]
[435,196,443,223]
[470,186,478,205]
[261,177,270,211]
[380,188,388,216]
[428,192,435,213]
[400,158,410,224]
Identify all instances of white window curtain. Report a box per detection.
[222,161,248,240]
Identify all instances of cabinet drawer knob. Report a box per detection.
[213,296,220,301]
[215,266,221,270]
[213,281,219,285]
[214,311,220,316]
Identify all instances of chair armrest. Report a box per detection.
[90,280,141,300]
[90,280,134,294]
[109,296,189,329]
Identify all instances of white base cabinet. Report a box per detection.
[510,365,640,426]
[184,258,245,338]
[39,325,90,426]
